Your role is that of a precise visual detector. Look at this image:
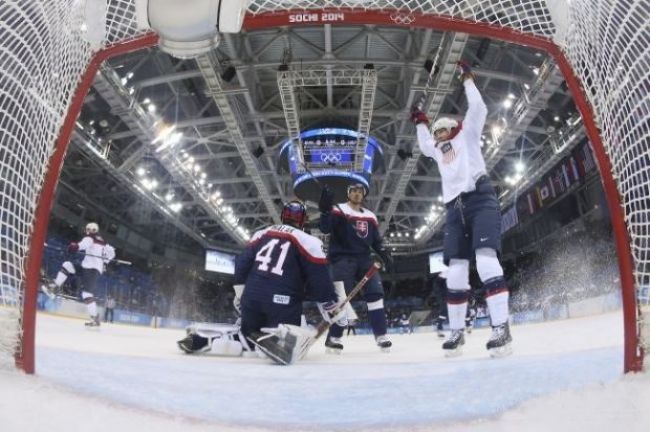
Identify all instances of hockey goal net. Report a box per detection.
[0,0,647,373]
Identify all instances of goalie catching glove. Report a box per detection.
[317,301,348,327]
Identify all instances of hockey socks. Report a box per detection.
[367,298,388,336]
[446,289,469,331]
[484,277,509,326]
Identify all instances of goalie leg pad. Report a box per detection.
[210,338,244,356]
[178,333,210,354]
[248,324,316,365]
[181,323,249,356]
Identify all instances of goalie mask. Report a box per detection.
[85,222,99,235]
[281,201,307,229]
[432,117,459,136]
[347,183,368,198]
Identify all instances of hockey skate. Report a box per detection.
[442,329,465,358]
[324,336,343,355]
[39,273,59,299]
[40,282,56,300]
[486,322,513,358]
[436,327,445,338]
[85,315,101,328]
[375,334,392,353]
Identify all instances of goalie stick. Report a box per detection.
[44,243,132,266]
[247,262,381,365]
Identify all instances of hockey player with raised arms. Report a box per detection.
[318,183,393,353]
[63,222,116,327]
[410,61,512,357]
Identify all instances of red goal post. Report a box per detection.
[1,0,646,374]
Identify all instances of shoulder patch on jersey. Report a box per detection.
[248,227,272,245]
[335,203,379,227]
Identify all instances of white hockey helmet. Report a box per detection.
[85,222,99,235]
[432,117,459,134]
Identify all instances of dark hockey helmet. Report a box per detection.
[347,182,368,197]
[281,200,308,228]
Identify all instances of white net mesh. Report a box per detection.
[0,0,647,370]
[0,0,145,368]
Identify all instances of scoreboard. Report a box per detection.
[279,127,383,204]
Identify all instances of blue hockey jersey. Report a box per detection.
[234,224,337,305]
[319,203,386,262]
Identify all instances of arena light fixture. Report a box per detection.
[515,161,526,172]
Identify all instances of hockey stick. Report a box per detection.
[312,261,381,341]
[248,262,381,365]
[299,161,355,217]
[44,243,132,266]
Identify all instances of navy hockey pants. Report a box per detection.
[443,176,502,264]
[239,296,302,340]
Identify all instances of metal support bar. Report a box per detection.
[93,65,250,244]
[196,52,281,224]
[355,68,378,171]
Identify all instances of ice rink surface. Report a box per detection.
[2,312,649,432]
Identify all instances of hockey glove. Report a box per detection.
[102,244,116,262]
[376,248,393,272]
[410,106,430,127]
[318,186,334,213]
[456,60,475,81]
[317,301,348,327]
[67,242,79,253]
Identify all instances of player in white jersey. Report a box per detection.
[411,61,512,357]
[66,222,116,327]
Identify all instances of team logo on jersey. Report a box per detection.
[355,220,369,238]
[438,141,457,164]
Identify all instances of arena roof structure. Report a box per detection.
[60,23,582,254]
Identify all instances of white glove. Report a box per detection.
[317,301,348,327]
[102,244,116,262]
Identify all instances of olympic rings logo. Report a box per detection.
[320,152,343,163]
[390,12,416,26]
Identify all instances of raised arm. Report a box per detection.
[459,61,488,144]
[410,106,437,159]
